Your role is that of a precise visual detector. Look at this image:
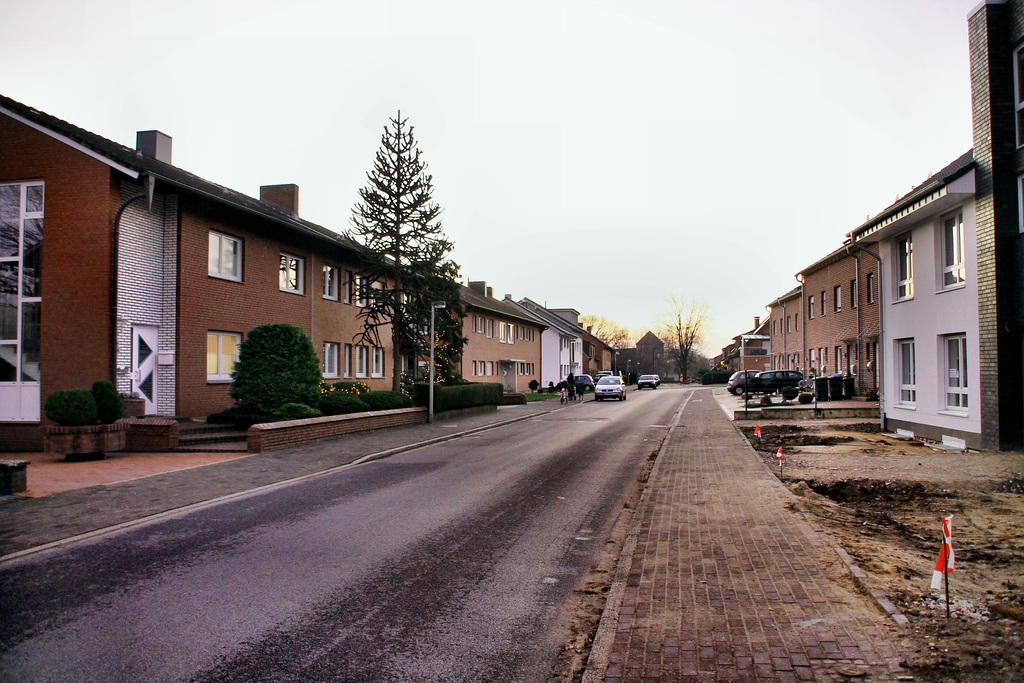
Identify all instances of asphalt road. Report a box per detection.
[0,386,688,683]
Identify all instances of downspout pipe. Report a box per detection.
[847,240,884,430]
[111,177,153,385]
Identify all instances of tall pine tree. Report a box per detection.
[349,112,463,391]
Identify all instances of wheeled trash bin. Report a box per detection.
[813,376,829,401]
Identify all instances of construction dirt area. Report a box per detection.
[739,420,1024,682]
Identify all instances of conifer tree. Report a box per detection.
[349,112,463,391]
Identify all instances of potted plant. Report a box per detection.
[43,381,128,460]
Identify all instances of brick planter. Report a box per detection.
[123,398,146,418]
[0,459,29,494]
[43,422,128,460]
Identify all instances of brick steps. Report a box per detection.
[175,423,249,453]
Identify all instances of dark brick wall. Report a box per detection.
[970,0,1024,449]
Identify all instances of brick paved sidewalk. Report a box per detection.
[584,388,912,682]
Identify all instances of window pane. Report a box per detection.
[0,185,19,258]
[0,262,17,339]
[0,343,15,381]
[26,185,43,214]
[222,238,238,277]
[21,219,42,297]
[207,334,219,375]
[222,335,237,375]
[20,302,39,381]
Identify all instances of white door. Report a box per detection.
[132,326,158,414]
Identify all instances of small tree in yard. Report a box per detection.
[349,111,464,392]
[230,324,322,414]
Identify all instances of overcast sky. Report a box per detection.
[3,0,977,355]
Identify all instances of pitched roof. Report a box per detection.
[0,92,363,255]
[459,286,545,327]
[512,298,586,337]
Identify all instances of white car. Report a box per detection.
[594,375,626,401]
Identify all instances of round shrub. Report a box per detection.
[91,380,125,424]
[361,391,413,411]
[44,389,99,426]
[798,392,814,404]
[759,395,772,406]
[528,379,540,392]
[780,386,799,401]
[230,324,323,414]
[271,403,323,420]
[320,393,371,416]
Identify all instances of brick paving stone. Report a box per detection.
[583,387,914,682]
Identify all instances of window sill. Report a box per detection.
[893,296,914,304]
[280,289,305,296]
[892,403,917,411]
[207,378,232,384]
[209,273,243,283]
[938,409,969,418]
[936,283,966,294]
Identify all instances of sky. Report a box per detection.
[2,0,978,355]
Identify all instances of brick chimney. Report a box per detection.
[754,316,761,329]
[136,130,172,164]
[469,281,487,296]
[260,184,300,216]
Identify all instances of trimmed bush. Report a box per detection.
[44,389,99,426]
[528,379,540,392]
[411,382,503,411]
[798,392,813,404]
[272,403,323,420]
[361,391,413,411]
[759,395,772,406]
[780,386,799,401]
[320,393,372,416]
[230,324,323,414]
[92,380,125,424]
[700,371,732,385]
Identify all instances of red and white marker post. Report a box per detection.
[931,515,955,617]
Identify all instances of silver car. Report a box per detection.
[594,375,626,401]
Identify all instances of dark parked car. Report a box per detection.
[637,374,659,389]
[726,370,760,395]
[575,374,595,393]
[749,370,805,394]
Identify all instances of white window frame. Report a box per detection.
[372,346,385,378]
[207,331,241,382]
[343,270,353,304]
[851,279,858,309]
[896,233,913,300]
[356,345,369,378]
[280,253,304,294]
[323,341,339,378]
[323,265,340,300]
[820,291,826,316]
[808,295,815,320]
[486,361,494,376]
[898,339,916,405]
[833,285,841,312]
[867,272,875,304]
[355,275,367,307]
[209,231,242,281]
[941,210,966,289]
[486,319,494,338]
[945,334,968,412]
[343,343,352,378]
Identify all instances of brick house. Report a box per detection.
[579,327,613,376]
[848,151,978,447]
[460,283,543,393]
[796,242,882,395]
[720,318,771,373]
[767,286,802,373]
[0,94,386,449]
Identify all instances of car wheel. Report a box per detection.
[735,386,745,396]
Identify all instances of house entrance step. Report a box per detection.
[175,422,249,452]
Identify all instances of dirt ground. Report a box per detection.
[740,421,1024,682]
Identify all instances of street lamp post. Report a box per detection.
[428,300,446,424]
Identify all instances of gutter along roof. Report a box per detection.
[459,286,546,328]
[0,93,364,258]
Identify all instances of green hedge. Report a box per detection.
[272,403,323,420]
[320,393,372,416]
[701,371,732,385]
[411,382,503,411]
[361,391,413,411]
[92,380,125,424]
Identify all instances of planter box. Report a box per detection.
[0,459,29,494]
[123,398,146,418]
[43,422,128,460]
